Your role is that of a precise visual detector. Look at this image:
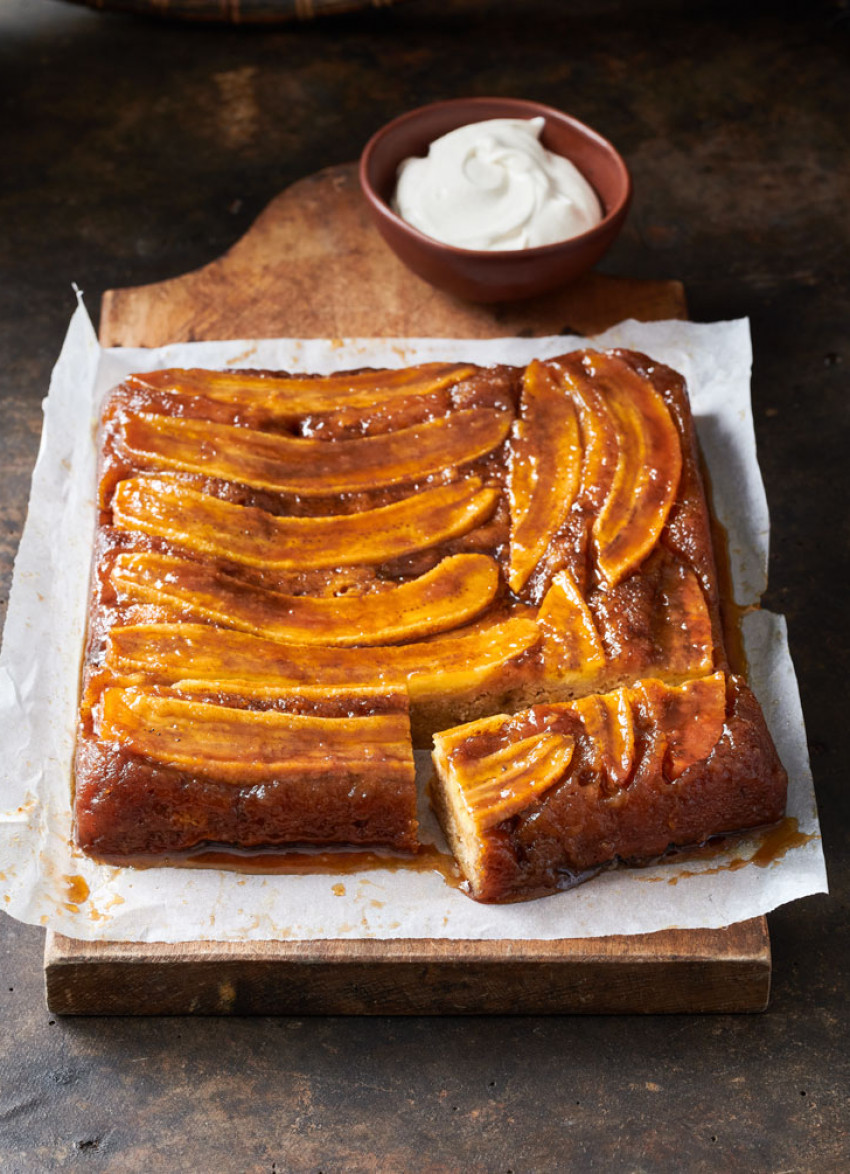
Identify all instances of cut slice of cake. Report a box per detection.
[76,685,418,860]
[432,673,787,902]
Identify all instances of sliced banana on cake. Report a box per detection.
[111,475,500,570]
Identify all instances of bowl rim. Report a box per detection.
[358,95,632,261]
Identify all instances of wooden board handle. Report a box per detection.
[100,164,685,347]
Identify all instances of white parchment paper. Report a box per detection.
[0,299,827,941]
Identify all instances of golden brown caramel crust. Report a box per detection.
[75,354,786,881]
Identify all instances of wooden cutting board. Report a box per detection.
[45,163,770,1015]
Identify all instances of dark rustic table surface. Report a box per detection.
[1,0,848,1169]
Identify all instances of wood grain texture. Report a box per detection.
[45,920,770,1015]
[46,165,769,1015]
[99,164,686,347]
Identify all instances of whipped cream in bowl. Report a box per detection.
[393,117,603,252]
[359,97,631,301]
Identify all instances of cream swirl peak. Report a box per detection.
[392,117,603,251]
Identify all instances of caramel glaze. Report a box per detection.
[707,506,751,677]
[501,351,729,688]
[87,841,463,888]
[76,364,521,860]
[652,817,815,883]
[460,674,787,902]
[63,874,91,905]
[84,352,724,692]
[74,352,785,882]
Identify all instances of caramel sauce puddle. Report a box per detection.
[661,817,815,885]
[94,842,464,889]
[62,873,91,912]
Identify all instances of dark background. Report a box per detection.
[1,0,848,1169]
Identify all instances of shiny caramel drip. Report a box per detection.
[507,360,582,593]
[110,550,501,647]
[128,362,476,421]
[111,475,500,570]
[98,686,415,784]
[118,407,511,496]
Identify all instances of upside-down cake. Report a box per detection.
[74,351,786,900]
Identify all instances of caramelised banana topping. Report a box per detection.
[633,672,728,780]
[508,351,684,594]
[104,617,542,704]
[444,730,575,831]
[507,359,582,594]
[77,351,757,873]
[433,672,728,834]
[112,475,500,569]
[110,550,501,646]
[578,352,683,587]
[570,688,634,792]
[128,362,477,421]
[98,353,714,743]
[99,686,415,785]
[116,406,511,496]
[537,568,606,679]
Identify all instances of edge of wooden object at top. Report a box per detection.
[45,920,771,1016]
[64,0,409,24]
[99,163,687,347]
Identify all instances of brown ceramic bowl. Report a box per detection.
[359,96,632,304]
